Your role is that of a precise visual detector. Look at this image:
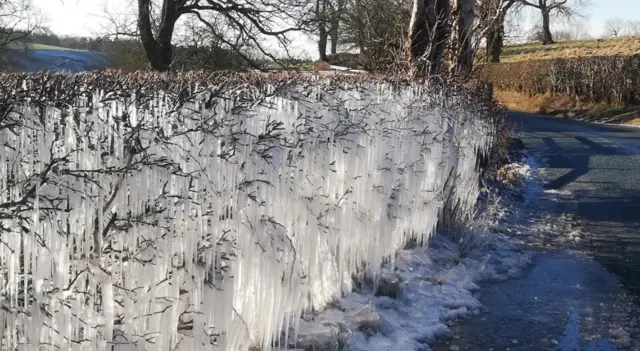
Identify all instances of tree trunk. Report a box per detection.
[330,19,338,54]
[330,0,343,55]
[448,0,474,76]
[484,0,515,63]
[318,28,328,61]
[316,0,328,61]
[355,0,365,54]
[486,11,505,63]
[138,0,176,72]
[407,0,450,77]
[541,9,554,45]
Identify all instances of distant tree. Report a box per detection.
[601,18,640,38]
[519,0,590,45]
[552,20,589,41]
[526,24,545,42]
[0,0,44,66]
[328,0,346,54]
[335,0,410,70]
[627,20,640,36]
[315,0,329,61]
[98,0,315,71]
[604,17,625,38]
[103,38,148,71]
[568,19,590,39]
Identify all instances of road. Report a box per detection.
[511,112,640,298]
[431,112,640,350]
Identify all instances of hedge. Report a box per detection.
[0,71,504,350]
[479,54,640,106]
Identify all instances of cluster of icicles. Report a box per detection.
[0,81,495,350]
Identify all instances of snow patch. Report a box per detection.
[291,156,537,351]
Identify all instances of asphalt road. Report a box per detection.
[510,112,640,299]
[431,112,640,350]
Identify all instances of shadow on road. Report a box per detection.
[514,113,640,302]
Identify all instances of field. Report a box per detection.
[491,36,640,124]
[500,35,640,62]
[7,42,87,52]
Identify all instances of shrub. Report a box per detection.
[479,54,640,105]
[0,71,503,350]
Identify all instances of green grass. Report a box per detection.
[500,35,640,62]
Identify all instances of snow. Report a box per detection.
[0,79,499,350]
[292,236,532,351]
[291,156,537,351]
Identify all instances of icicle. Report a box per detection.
[0,78,494,351]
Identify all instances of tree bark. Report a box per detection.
[407,0,450,77]
[318,28,328,60]
[541,8,554,45]
[138,0,176,72]
[329,0,343,55]
[329,19,338,54]
[486,10,504,63]
[354,0,365,54]
[483,0,516,63]
[448,0,474,76]
[316,0,328,61]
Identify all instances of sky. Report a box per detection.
[33,0,640,58]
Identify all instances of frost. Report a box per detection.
[0,80,497,350]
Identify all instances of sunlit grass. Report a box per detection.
[501,35,640,62]
[494,90,640,125]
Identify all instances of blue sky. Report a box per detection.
[589,0,640,28]
[557,0,640,36]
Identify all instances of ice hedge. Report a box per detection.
[0,72,502,350]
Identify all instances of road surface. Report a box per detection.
[511,112,640,298]
[431,112,640,350]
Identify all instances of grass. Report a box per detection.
[7,42,86,52]
[500,35,640,63]
[494,90,640,125]
[490,36,640,125]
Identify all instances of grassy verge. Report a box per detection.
[494,90,640,125]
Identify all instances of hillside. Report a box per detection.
[500,35,640,62]
[4,43,111,73]
[488,36,640,126]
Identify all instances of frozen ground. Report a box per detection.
[430,144,639,351]
[287,156,538,351]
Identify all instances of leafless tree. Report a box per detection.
[519,0,590,44]
[627,20,640,36]
[0,0,44,66]
[604,17,625,38]
[567,19,589,39]
[477,0,521,63]
[327,0,346,54]
[311,0,348,60]
[332,0,410,70]
[316,0,329,60]
[446,0,475,76]
[98,0,315,71]
[602,18,640,38]
[407,0,521,77]
[407,0,450,77]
